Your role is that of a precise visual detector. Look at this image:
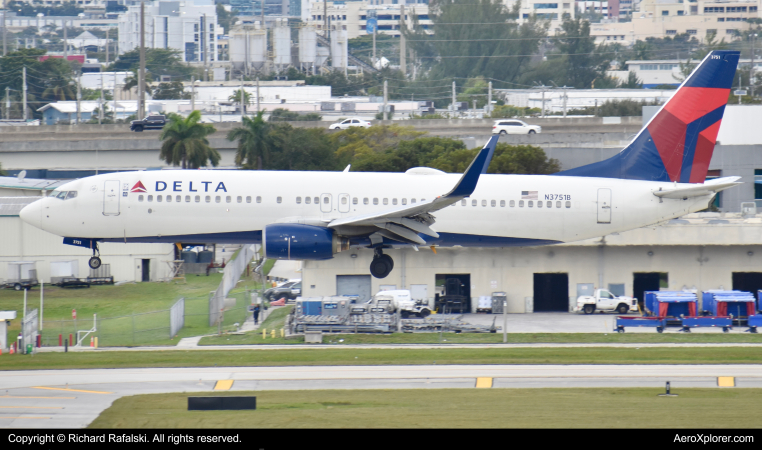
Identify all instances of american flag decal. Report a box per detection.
[521,191,538,200]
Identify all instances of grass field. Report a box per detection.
[3,346,762,370]
[88,388,762,428]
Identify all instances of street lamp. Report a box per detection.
[751,33,758,98]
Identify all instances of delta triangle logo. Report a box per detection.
[130,181,147,193]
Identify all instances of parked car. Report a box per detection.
[492,119,541,135]
[130,114,167,132]
[264,280,301,302]
[329,118,372,130]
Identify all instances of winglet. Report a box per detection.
[443,135,499,199]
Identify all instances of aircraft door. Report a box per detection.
[338,193,350,213]
[103,180,120,216]
[320,193,332,213]
[597,188,611,223]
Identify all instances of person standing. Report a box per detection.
[253,304,260,325]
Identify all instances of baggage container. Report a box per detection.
[644,291,697,317]
[476,296,492,312]
[703,290,756,318]
[681,316,733,333]
[491,292,507,314]
[50,260,79,285]
[748,314,762,333]
[614,316,667,333]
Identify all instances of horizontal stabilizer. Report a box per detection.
[653,177,741,199]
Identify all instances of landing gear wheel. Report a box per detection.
[88,256,102,270]
[617,304,629,314]
[370,255,393,279]
[583,304,595,315]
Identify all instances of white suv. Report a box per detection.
[492,120,541,135]
[329,118,372,130]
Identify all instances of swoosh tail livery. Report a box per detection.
[19,51,741,279]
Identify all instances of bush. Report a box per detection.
[269,108,323,122]
[489,105,541,118]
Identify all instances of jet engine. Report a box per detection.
[262,224,350,260]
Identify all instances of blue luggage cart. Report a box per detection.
[680,316,733,333]
[643,291,698,320]
[748,315,762,333]
[703,291,756,324]
[615,316,667,333]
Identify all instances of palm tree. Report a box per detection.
[159,111,220,169]
[228,89,251,114]
[226,110,272,170]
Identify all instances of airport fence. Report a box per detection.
[38,291,252,347]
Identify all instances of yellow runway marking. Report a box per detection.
[214,380,234,391]
[718,377,735,387]
[475,377,493,388]
[32,386,112,394]
[0,406,63,409]
[0,396,76,399]
[0,417,51,419]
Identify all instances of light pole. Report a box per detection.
[751,33,758,98]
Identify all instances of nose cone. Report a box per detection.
[19,199,43,230]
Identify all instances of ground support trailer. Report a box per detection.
[644,291,698,325]
[747,315,762,333]
[702,291,756,325]
[680,316,733,333]
[615,316,667,333]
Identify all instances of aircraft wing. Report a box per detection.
[652,177,742,199]
[327,135,499,245]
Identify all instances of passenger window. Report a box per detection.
[472,199,477,207]
[166,195,172,203]
[195,195,201,202]
[215,196,221,203]
[313,197,318,204]
[226,196,231,203]
[147,195,153,202]
[411,198,416,204]
[537,200,542,208]
[185,195,190,202]
[157,195,162,202]
[353,197,358,205]
[528,200,533,207]
[547,201,551,208]
[305,197,311,204]
[363,198,369,205]
[510,200,515,207]
[138,195,144,202]
[482,200,487,207]
[296,197,302,204]
[383,198,388,205]
[373,198,379,205]
[237,196,242,203]
[461,200,466,206]
[491,200,496,207]
[519,200,524,207]
[176,195,181,202]
[246,196,252,203]
[402,198,407,205]
[556,201,561,208]
[205,195,211,203]
[323,197,329,204]
[566,201,571,208]
[500,200,505,207]
[277,197,282,203]
[341,197,347,205]
[257,196,262,203]
[392,198,397,205]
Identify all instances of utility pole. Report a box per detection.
[541,87,546,118]
[372,25,376,66]
[399,5,406,77]
[76,72,81,124]
[2,10,6,57]
[99,72,104,124]
[487,81,492,116]
[191,76,195,111]
[105,28,109,65]
[138,0,146,120]
[203,14,208,81]
[752,33,757,98]
[256,76,260,113]
[4,87,9,120]
[63,21,67,59]
[383,79,388,121]
[451,81,456,114]
[240,76,244,122]
[562,86,568,118]
[22,66,27,121]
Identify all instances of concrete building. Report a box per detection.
[608,59,762,88]
[306,1,432,39]
[302,212,762,313]
[117,0,220,63]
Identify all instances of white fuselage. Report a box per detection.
[21,169,713,246]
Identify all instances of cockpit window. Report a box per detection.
[52,190,78,200]
[65,191,77,200]
[55,191,67,199]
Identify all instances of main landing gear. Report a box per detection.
[370,247,394,279]
[88,243,102,270]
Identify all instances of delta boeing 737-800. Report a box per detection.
[20,51,742,279]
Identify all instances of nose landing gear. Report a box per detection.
[88,243,102,270]
[370,247,394,279]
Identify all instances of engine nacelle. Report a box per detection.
[263,224,350,260]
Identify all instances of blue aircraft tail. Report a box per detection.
[554,50,739,183]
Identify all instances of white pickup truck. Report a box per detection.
[574,289,638,315]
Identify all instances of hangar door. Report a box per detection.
[337,275,371,303]
[633,272,668,308]
[732,272,762,298]
[533,273,569,312]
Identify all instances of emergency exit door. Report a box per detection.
[597,188,611,223]
[103,180,120,216]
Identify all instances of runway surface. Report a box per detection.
[1,364,760,428]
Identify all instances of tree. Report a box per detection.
[268,108,301,121]
[159,111,219,169]
[227,111,273,170]
[152,81,190,100]
[0,162,5,176]
[619,71,643,89]
[268,124,336,170]
[216,3,238,34]
[229,89,251,112]
[108,48,194,81]
[330,124,425,170]
[553,15,609,88]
